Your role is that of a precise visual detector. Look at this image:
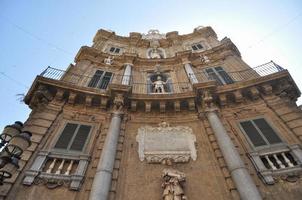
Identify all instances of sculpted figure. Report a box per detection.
[162,169,187,200]
[113,93,124,112]
[153,76,166,93]
[150,48,162,59]
[104,56,114,65]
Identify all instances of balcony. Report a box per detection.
[39,61,286,95]
[249,144,302,184]
[191,61,285,85]
[23,151,90,190]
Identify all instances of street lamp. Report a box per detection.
[0,121,31,185]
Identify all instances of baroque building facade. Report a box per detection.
[1,26,302,199]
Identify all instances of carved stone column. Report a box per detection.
[122,63,132,85]
[89,95,124,200]
[203,92,262,200]
[184,62,198,84]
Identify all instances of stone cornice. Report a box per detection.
[92,27,218,48]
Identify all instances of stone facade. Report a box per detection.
[1,26,302,200]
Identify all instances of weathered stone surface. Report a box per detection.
[136,122,197,164]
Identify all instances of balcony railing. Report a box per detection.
[191,61,285,85]
[39,61,285,94]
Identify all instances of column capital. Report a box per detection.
[182,60,191,65]
[124,63,133,66]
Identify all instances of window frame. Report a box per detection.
[108,46,122,54]
[87,69,113,90]
[52,121,93,154]
[191,42,204,51]
[204,66,234,85]
[238,116,285,150]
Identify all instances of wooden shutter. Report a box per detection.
[115,48,120,54]
[197,44,203,49]
[99,72,112,89]
[70,125,91,151]
[253,118,282,144]
[54,123,78,149]
[192,45,198,50]
[88,70,103,87]
[109,47,115,53]
[240,121,267,147]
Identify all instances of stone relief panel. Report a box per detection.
[136,122,197,164]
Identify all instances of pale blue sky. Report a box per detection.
[0,0,302,131]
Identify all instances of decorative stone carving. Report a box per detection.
[202,90,214,109]
[162,168,187,200]
[142,29,166,40]
[136,122,197,164]
[113,93,124,112]
[104,56,114,65]
[200,55,210,63]
[153,76,167,93]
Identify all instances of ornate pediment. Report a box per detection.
[142,29,166,40]
[136,122,197,164]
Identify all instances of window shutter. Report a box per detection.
[240,121,267,147]
[88,70,103,87]
[109,47,115,52]
[197,44,203,49]
[99,72,112,89]
[215,67,234,84]
[54,123,77,149]
[253,118,282,144]
[70,125,91,151]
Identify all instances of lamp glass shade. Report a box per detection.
[0,126,20,143]
[0,160,18,179]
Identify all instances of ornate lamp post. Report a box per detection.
[0,121,32,185]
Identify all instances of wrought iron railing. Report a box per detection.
[39,61,285,94]
[191,61,285,85]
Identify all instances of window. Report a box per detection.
[205,67,234,85]
[191,43,203,51]
[88,70,113,89]
[109,47,121,54]
[239,118,283,148]
[54,123,91,152]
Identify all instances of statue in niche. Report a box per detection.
[162,169,187,200]
[150,48,162,59]
[153,75,167,93]
[104,56,114,65]
[200,55,210,63]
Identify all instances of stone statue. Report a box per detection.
[200,55,210,63]
[104,56,114,65]
[162,169,187,200]
[150,48,162,59]
[153,76,167,93]
[113,93,124,112]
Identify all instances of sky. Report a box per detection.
[0,0,302,131]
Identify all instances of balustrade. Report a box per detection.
[39,61,285,94]
[260,151,297,170]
